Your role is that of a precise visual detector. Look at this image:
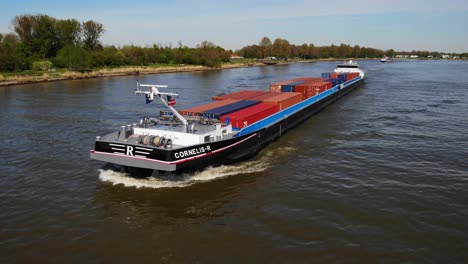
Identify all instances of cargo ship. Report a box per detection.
[90,61,365,177]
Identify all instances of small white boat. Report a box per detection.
[380,56,392,63]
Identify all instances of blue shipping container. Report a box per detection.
[202,100,260,119]
[336,77,345,84]
[281,81,305,92]
[326,78,338,86]
[321,73,331,78]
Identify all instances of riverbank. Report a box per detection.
[0,58,376,87]
[0,58,351,87]
[0,61,276,87]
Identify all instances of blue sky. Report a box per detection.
[1,0,467,52]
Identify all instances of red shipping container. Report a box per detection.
[294,85,317,99]
[249,92,282,101]
[270,80,296,92]
[329,73,339,79]
[292,77,327,83]
[221,103,279,128]
[212,90,270,101]
[180,99,239,116]
[294,81,333,99]
[346,72,360,81]
[269,78,326,92]
[263,92,302,110]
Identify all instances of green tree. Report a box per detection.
[259,36,272,58]
[297,43,309,59]
[32,60,53,71]
[238,45,262,58]
[31,15,60,58]
[12,15,35,55]
[82,20,104,50]
[56,19,81,47]
[352,45,361,58]
[386,49,395,57]
[328,44,337,58]
[193,41,224,67]
[430,51,441,58]
[309,43,318,58]
[100,46,125,66]
[337,43,353,58]
[0,33,28,71]
[121,45,146,65]
[12,14,82,58]
[174,46,194,64]
[55,44,90,70]
[272,38,290,59]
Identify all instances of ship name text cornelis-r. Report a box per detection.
[174,145,211,159]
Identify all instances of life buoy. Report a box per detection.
[159,137,166,147]
[148,136,155,146]
[152,136,160,146]
[141,135,150,145]
[165,139,172,148]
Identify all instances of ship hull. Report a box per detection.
[90,77,364,176]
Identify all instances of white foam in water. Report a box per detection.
[98,146,296,189]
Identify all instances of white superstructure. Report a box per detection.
[132,82,233,147]
[334,60,365,79]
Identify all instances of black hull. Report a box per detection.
[91,78,364,177]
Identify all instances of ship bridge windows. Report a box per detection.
[337,65,359,68]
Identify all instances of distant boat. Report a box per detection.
[261,57,279,65]
[262,61,278,65]
[380,56,392,63]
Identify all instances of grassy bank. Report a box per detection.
[0,58,353,87]
[0,61,269,86]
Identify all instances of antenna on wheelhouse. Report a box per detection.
[134,81,188,126]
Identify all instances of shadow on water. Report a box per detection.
[93,174,251,224]
[92,144,297,224]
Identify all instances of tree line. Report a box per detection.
[0,14,231,71]
[2,14,465,73]
[238,37,386,59]
[0,14,106,71]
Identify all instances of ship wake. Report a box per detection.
[98,146,296,189]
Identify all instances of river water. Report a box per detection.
[1,61,467,263]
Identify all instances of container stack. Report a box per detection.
[180,99,239,116]
[293,77,326,82]
[211,90,268,100]
[249,92,283,101]
[262,92,303,110]
[220,103,279,128]
[177,71,358,128]
[294,81,333,100]
[280,81,305,92]
[270,78,326,93]
[212,90,269,101]
[270,80,297,92]
[329,73,347,84]
[201,100,260,119]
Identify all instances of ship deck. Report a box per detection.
[149,120,223,135]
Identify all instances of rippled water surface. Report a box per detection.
[1,61,467,263]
